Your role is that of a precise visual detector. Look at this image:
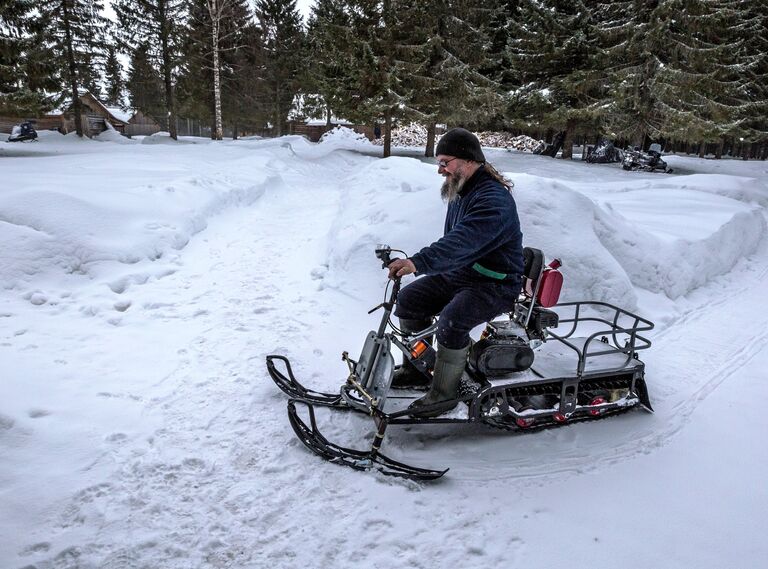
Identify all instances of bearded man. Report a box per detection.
[386,128,524,416]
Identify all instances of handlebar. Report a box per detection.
[375,244,393,268]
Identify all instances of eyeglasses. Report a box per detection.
[437,157,458,168]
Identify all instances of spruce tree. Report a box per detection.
[397,0,506,155]
[337,0,404,156]
[126,41,166,122]
[595,0,753,154]
[37,0,111,136]
[736,0,768,155]
[304,0,354,124]
[103,44,125,106]
[218,0,263,138]
[180,0,262,138]
[0,0,54,115]
[112,0,187,138]
[508,0,600,158]
[254,0,305,137]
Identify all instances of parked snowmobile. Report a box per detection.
[533,131,565,158]
[586,139,623,164]
[266,246,654,480]
[622,143,672,173]
[7,121,38,143]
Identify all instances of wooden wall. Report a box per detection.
[0,115,65,134]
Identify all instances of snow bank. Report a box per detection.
[593,189,765,299]
[318,125,375,150]
[325,157,440,293]
[0,157,274,293]
[93,126,137,145]
[512,175,638,307]
[324,163,766,308]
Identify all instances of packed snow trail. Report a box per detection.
[5,148,380,568]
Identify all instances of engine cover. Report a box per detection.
[470,320,534,377]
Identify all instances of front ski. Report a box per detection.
[287,399,448,481]
[266,355,345,407]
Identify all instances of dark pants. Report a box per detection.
[395,272,521,349]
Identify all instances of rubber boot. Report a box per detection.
[391,318,432,389]
[408,341,470,417]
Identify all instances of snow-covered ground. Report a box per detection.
[1,129,767,568]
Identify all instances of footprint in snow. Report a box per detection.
[28,408,51,418]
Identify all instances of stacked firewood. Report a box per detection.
[370,122,429,147]
[476,132,544,152]
[371,123,543,151]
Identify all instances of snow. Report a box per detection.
[1,130,767,568]
[104,106,134,124]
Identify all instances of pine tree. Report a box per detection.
[103,44,125,106]
[254,0,305,137]
[112,0,187,139]
[37,0,111,136]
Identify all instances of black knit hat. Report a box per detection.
[436,128,486,162]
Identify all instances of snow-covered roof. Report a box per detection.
[105,106,135,123]
[304,118,353,126]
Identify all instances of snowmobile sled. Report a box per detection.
[586,139,623,164]
[533,131,565,158]
[266,246,654,480]
[622,143,672,173]
[7,121,38,143]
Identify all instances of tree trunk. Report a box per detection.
[715,137,724,159]
[425,122,436,157]
[160,11,178,140]
[62,0,83,137]
[698,141,706,158]
[232,121,238,140]
[560,119,577,160]
[383,108,392,158]
[209,0,223,140]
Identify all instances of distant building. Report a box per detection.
[1,91,162,138]
[59,91,161,137]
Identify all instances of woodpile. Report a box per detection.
[372,123,543,152]
[371,122,428,147]
[476,132,544,153]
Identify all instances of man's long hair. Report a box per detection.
[483,162,514,191]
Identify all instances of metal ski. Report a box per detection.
[287,399,448,480]
[266,355,345,408]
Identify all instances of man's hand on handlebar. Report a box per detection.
[387,258,417,279]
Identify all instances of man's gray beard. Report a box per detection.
[441,172,466,202]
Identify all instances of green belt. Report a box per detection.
[472,262,507,280]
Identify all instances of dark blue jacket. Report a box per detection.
[410,167,524,281]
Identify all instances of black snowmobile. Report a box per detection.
[267,246,654,480]
[622,143,672,173]
[7,121,38,143]
[586,139,623,164]
[533,131,565,158]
